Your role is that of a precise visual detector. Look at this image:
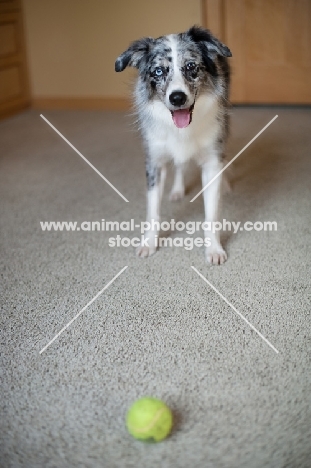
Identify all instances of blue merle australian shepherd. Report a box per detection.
[115,26,232,265]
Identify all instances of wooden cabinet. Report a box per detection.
[203,0,311,103]
[0,0,30,118]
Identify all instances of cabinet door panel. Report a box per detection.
[0,4,30,118]
[204,0,311,103]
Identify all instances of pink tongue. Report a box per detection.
[172,109,191,128]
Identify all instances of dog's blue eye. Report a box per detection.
[154,67,163,77]
[186,62,196,71]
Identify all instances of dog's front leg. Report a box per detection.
[170,164,185,201]
[201,160,227,265]
[136,164,166,258]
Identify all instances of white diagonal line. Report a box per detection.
[191,266,279,354]
[190,115,278,202]
[40,114,129,202]
[39,266,128,354]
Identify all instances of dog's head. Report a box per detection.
[115,26,231,128]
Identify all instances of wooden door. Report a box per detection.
[0,0,30,118]
[203,0,311,103]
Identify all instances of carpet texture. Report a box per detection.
[1,107,310,468]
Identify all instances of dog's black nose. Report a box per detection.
[169,91,187,107]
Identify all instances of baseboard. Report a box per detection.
[32,97,131,111]
[0,98,31,121]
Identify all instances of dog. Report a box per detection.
[115,26,232,265]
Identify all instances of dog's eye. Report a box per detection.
[186,62,196,71]
[153,67,164,77]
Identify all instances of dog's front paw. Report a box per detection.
[169,189,185,201]
[136,244,157,258]
[205,246,227,265]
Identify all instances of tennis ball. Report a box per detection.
[126,397,173,442]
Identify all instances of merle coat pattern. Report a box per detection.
[115,26,232,264]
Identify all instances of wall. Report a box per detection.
[22,0,202,107]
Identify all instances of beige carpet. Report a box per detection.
[1,107,310,468]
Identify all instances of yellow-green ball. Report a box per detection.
[126,397,173,442]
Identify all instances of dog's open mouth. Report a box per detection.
[171,103,195,129]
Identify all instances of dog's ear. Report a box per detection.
[115,37,154,72]
[187,25,232,58]
[186,25,231,77]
